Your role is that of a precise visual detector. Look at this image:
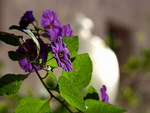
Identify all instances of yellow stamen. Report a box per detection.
[49,25,53,28]
[24,18,28,22]
[58,53,63,58]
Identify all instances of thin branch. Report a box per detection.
[31,21,40,39]
[42,72,49,79]
[35,19,39,26]
[31,64,73,113]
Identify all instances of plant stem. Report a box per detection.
[32,64,73,113]
[42,72,49,79]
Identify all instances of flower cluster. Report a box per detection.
[17,39,48,72]
[17,10,73,72]
[0,9,126,113]
[41,10,74,41]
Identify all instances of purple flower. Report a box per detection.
[17,39,48,72]
[19,11,35,29]
[41,10,61,41]
[19,58,40,72]
[100,85,110,104]
[60,24,74,37]
[51,37,72,71]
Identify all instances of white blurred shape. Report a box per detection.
[74,14,120,103]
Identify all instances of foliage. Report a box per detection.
[0,10,126,113]
[14,97,51,113]
[62,53,92,90]
[83,86,99,100]
[85,99,127,113]
[0,74,28,95]
[123,49,150,75]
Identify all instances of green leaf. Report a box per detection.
[45,71,58,91]
[41,33,50,38]
[0,31,19,46]
[23,29,40,61]
[8,51,24,61]
[62,53,92,90]
[0,74,28,95]
[34,26,45,31]
[84,86,99,100]
[53,105,70,113]
[85,99,127,113]
[62,36,79,58]
[48,70,57,81]
[14,97,51,113]
[46,52,58,68]
[9,25,24,32]
[58,76,86,111]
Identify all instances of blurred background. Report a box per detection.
[0,0,150,113]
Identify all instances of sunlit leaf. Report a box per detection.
[14,97,51,113]
[85,99,127,113]
[62,36,79,58]
[46,52,58,68]
[62,53,92,90]
[58,76,86,111]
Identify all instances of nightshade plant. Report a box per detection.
[0,10,127,113]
